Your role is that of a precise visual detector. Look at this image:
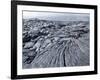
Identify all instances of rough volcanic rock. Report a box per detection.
[22,18,90,69]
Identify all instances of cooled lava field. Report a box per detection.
[22,18,90,69]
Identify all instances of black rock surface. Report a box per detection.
[22,18,90,69]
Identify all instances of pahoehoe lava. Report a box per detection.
[22,18,90,69]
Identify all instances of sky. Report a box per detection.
[23,11,90,21]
